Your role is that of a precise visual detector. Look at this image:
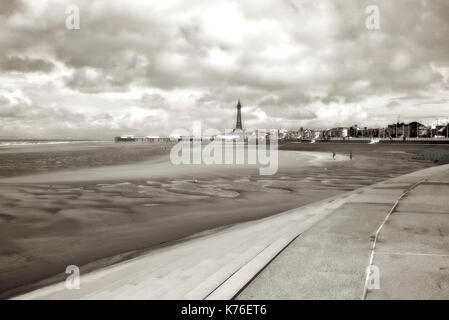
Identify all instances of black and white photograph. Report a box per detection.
[1,0,449,309]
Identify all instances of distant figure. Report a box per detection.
[332,152,336,160]
[349,152,353,160]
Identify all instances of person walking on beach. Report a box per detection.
[332,152,336,160]
[349,152,353,160]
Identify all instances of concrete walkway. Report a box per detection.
[13,164,449,300]
[238,164,449,299]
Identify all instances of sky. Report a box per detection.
[1,0,449,139]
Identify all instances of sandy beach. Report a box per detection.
[0,141,445,298]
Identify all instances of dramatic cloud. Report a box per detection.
[0,56,54,72]
[0,0,449,139]
[0,0,22,16]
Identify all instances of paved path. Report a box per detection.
[13,164,449,300]
[238,164,449,299]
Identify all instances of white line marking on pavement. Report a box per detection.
[361,179,425,300]
[374,251,449,257]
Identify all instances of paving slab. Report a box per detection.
[367,254,449,299]
[376,213,449,255]
[347,188,403,204]
[396,184,449,214]
[237,203,390,299]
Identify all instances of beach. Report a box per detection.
[0,141,446,298]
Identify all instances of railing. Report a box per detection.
[306,137,449,144]
[315,137,449,141]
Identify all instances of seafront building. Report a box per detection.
[285,120,448,141]
[114,101,448,143]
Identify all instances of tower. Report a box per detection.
[235,100,242,130]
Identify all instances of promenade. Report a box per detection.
[13,164,449,300]
[239,163,449,299]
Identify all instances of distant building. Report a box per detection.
[233,100,243,134]
[278,129,288,140]
[358,127,379,138]
[333,127,348,138]
[408,122,426,138]
[386,123,406,137]
[434,125,448,138]
[322,127,349,138]
[349,125,359,137]
[386,122,427,138]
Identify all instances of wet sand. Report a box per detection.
[0,142,173,178]
[0,142,443,298]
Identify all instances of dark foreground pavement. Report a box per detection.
[238,164,449,299]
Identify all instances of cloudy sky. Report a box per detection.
[1,0,449,139]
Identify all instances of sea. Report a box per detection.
[0,139,109,147]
